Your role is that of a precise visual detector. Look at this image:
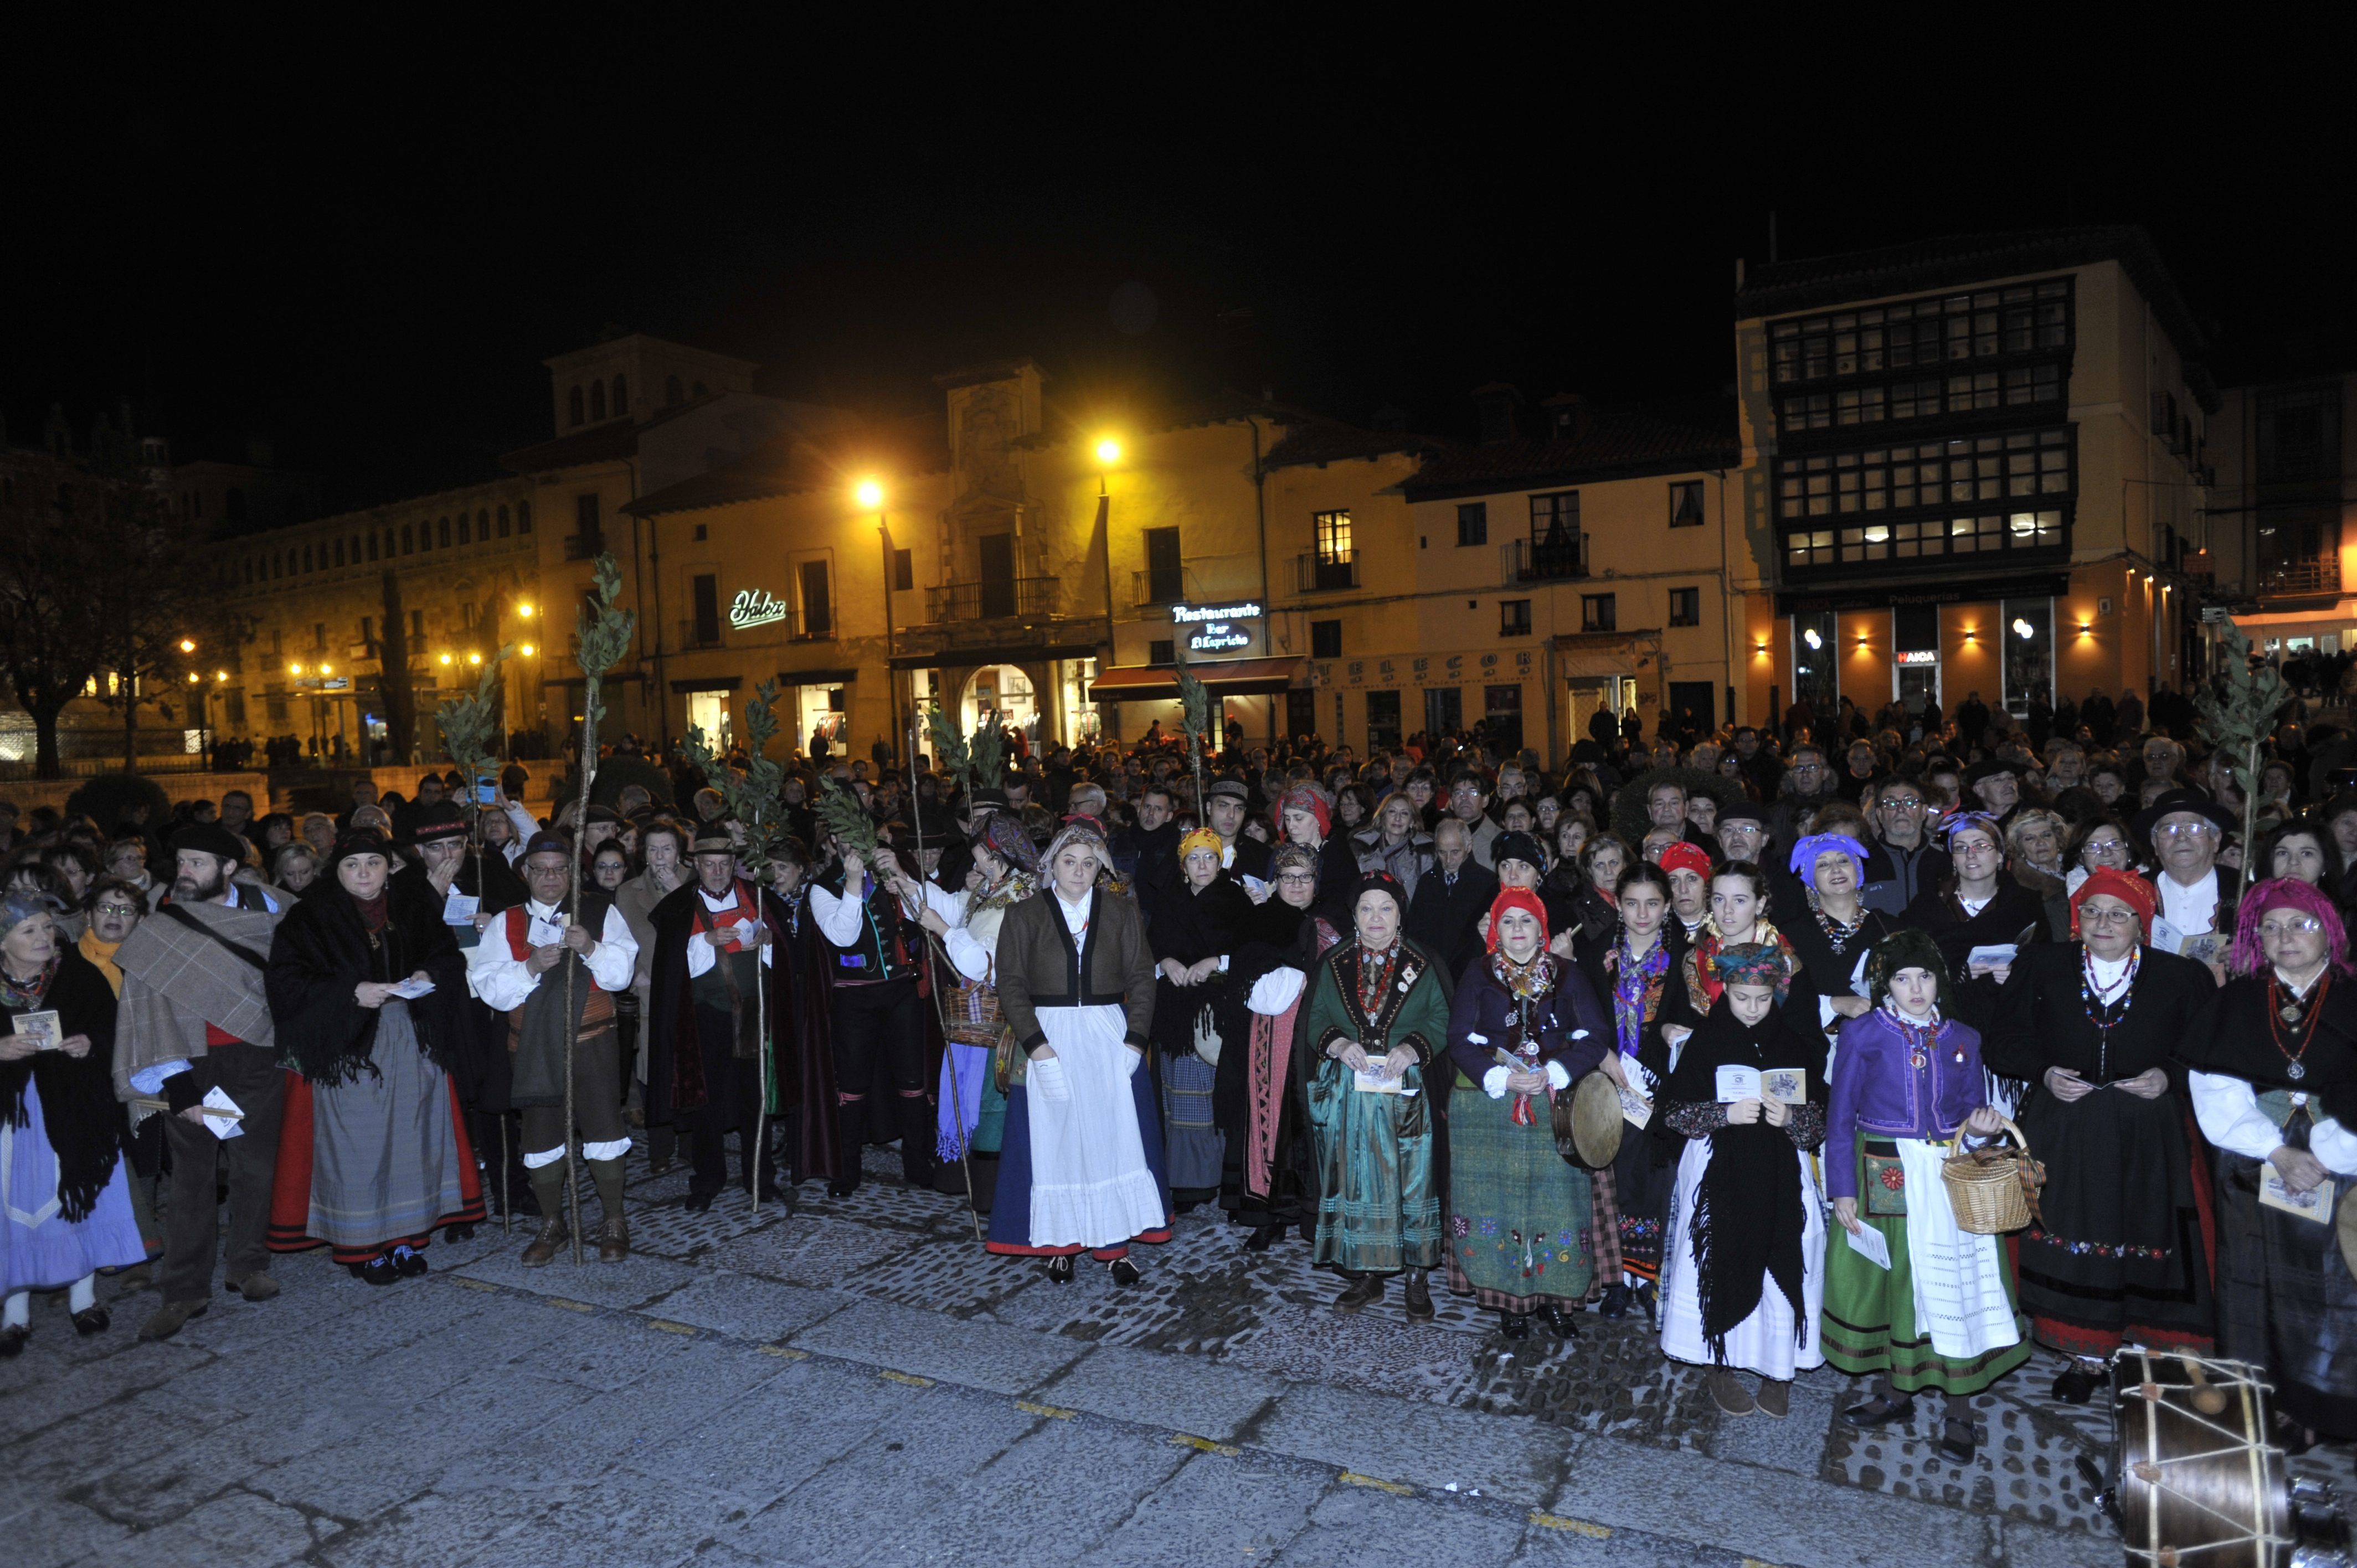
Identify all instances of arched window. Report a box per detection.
[438,515,451,548]
[517,500,532,534]
[367,533,379,562]
[496,507,510,538]
[611,374,628,417]
[568,385,585,426]
[301,544,312,572]
[665,375,682,406]
[456,513,470,545]
[383,528,395,559]
[590,380,607,421]
[244,558,254,585]
[476,508,488,538]
[401,524,414,555]
[333,539,344,568]
[351,535,362,565]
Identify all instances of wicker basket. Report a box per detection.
[944,976,1003,1047]
[1941,1116,2041,1235]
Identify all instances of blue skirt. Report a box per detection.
[986,1052,1174,1258]
[3,1081,146,1295]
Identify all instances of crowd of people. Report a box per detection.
[2,690,2353,1471]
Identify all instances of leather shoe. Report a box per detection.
[1402,1271,1435,1323]
[596,1216,630,1263]
[1108,1258,1142,1287]
[826,1180,857,1200]
[1537,1304,1581,1339]
[1499,1312,1532,1340]
[1844,1392,1915,1426]
[139,1299,208,1342]
[1047,1255,1075,1283]
[360,1256,401,1286]
[520,1216,569,1267]
[1755,1378,1791,1419]
[226,1272,280,1302]
[1334,1274,1383,1313]
[71,1304,111,1337]
[0,1324,27,1357]
[393,1247,429,1278]
[1598,1283,1630,1320]
[2051,1363,2104,1405]
[1244,1224,1282,1253]
[681,1191,714,1214]
[1938,1416,1978,1463]
[1708,1366,1756,1416]
[443,1223,476,1244]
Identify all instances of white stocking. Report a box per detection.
[2,1291,27,1329]
[68,1274,96,1313]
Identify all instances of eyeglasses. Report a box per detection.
[2079,906,2141,926]
[92,903,141,919]
[1275,872,1316,885]
[1880,796,1923,811]
[2153,822,2215,839]
[2260,917,2324,938]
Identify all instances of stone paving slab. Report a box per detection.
[1068,1447,1331,1566]
[785,1295,1089,1395]
[1032,1340,1279,1442]
[1249,1376,1571,1503]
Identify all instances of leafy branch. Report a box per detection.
[685,677,793,878]
[2193,621,2289,893]
[926,700,972,793]
[969,707,1005,790]
[435,644,514,782]
[815,775,878,858]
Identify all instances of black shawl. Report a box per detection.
[2181,969,2357,1128]
[264,871,469,1085]
[0,949,125,1223]
[1663,993,1822,1358]
[1150,871,1252,1060]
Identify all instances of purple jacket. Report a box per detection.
[1825,1007,1988,1201]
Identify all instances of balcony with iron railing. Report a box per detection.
[2257,555,2340,597]
[1293,553,1356,592]
[1132,566,1203,607]
[563,529,606,561]
[1506,533,1587,582]
[928,576,1058,623]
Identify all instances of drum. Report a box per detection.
[2108,1349,2291,1567]
[1553,1070,1623,1170]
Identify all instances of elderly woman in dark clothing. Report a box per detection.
[1443,888,1608,1340]
[263,831,483,1284]
[1215,842,1341,1250]
[1151,827,1253,1208]
[2183,877,2357,1448]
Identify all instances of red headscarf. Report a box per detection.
[1278,786,1331,842]
[1658,840,1714,880]
[1485,886,1550,954]
[2069,866,2157,940]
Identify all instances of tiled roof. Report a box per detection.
[1398,412,1737,501]
[497,419,639,474]
[1733,226,2215,407]
[626,412,949,518]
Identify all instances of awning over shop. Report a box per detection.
[1088,657,1304,702]
[775,668,859,685]
[668,676,742,695]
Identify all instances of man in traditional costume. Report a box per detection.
[1984,867,2214,1404]
[908,813,1039,1210]
[761,838,843,1191]
[2,898,145,1353]
[1824,930,2026,1464]
[464,832,637,1264]
[646,831,797,1212]
[2183,878,2357,1447]
[1303,871,1452,1321]
[2134,787,2241,965]
[114,824,288,1341]
[1216,843,1339,1250]
[1658,941,1826,1418]
[1443,888,1607,1339]
[264,831,483,1282]
[985,822,1169,1283]
[810,839,933,1196]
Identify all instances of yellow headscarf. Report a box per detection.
[1178,827,1224,865]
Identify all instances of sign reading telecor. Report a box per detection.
[729,590,789,630]
[1173,601,1262,654]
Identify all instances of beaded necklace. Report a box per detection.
[1879,998,1958,1070]
[2267,968,2330,1082]
[1807,889,1867,952]
[2078,943,2141,1080]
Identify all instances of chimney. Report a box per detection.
[1540,393,1593,444]
[1470,383,1522,446]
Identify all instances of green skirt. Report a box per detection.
[1821,1148,2031,1396]
[1443,1077,1593,1310]
[1305,1059,1441,1274]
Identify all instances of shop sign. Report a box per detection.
[1311,648,1533,689]
[1895,650,1939,666]
[1172,600,1262,654]
[729,589,789,630]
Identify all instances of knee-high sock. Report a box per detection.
[589,1158,625,1224]
[529,1165,568,1226]
[68,1275,95,1313]
[2,1291,26,1329]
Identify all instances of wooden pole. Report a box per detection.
[562,703,598,1266]
[909,716,982,1242]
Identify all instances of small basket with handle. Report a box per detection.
[1941,1116,2044,1234]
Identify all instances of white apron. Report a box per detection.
[1025,1002,1164,1248]
[1895,1137,2020,1359]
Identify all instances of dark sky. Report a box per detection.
[9,25,2350,512]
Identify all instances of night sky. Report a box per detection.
[9,28,2349,514]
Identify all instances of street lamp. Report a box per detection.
[1094,437,1121,467]
[178,638,195,654]
[860,478,898,762]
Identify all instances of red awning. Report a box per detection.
[1088,657,1304,702]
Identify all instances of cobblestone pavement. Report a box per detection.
[5,1141,2350,1567]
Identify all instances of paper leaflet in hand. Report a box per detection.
[13,1010,62,1050]
[1353,1067,1405,1095]
[1965,945,2018,974]
[2258,1168,2334,1224]
[1843,1220,1892,1270]
[385,977,436,1000]
[441,890,480,927]
[200,1087,245,1141]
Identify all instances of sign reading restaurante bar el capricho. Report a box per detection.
[1172,600,1263,655]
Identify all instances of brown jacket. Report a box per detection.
[995,885,1157,1054]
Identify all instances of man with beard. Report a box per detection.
[112,826,289,1340]
[1714,803,1770,866]
[646,832,802,1212]
[465,832,638,1263]
[1767,745,1840,845]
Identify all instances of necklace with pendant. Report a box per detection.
[2269,970,2329,1081]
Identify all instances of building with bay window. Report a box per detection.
[2202,372,2355,655]
[1735,228,2215,730]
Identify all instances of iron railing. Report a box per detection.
[1294,553,1356,592]
[928,576,1057,622]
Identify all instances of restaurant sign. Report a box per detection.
[1172,600,1262,655]
[729,589,790,631]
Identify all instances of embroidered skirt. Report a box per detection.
[1443,1076,1593,1311]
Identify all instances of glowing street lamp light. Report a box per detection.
[289,661,304,677]
[516,602,535,619]
[467,652,483,666]
[1094,436,1122,466]
[178,638,196,653]
[853,478,884,510]
[519,642,536,657]
[438,653,454,666]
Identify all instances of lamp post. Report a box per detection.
[1092,437,1122,744]
[858,478,894,765]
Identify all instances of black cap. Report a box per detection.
[406,800,468,844]
[521,830,573,861]
[1493,831,1546,871]
[168,823,248,863]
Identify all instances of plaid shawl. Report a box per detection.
[112,893,284,1091]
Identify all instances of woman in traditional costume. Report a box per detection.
[1824,929,2025,1463]
[1216,843,1339,1250]
[1900,812,2051,1031]
[1572,860,1691,1319]
[1303,872,1452,1321]
[1442,888,1607,1339]
[264,831,483,1283]
[1779,833,1890,1073]
[1149,827,1251,1208]
[1658,941,1826,1417]
[1,896,143,1353]
[913,812,1038,1208]
[2182,877,2357,1447]
[1982,866,2216,1403]
[985,823,1169,1284]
